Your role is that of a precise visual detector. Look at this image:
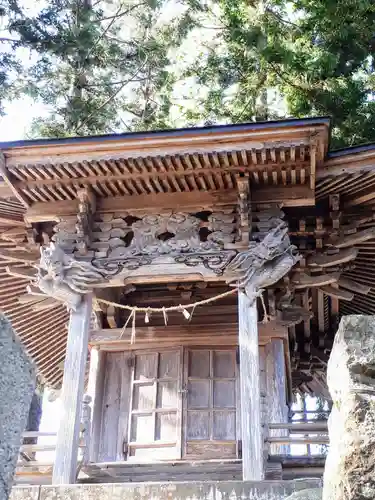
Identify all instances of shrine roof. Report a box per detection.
[0,116,331,150]
[1,116,375,395]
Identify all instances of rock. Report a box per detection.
[285,489,322,500]
[323,315,375,500]
[0,315,36,500]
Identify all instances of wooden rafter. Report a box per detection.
[0,153,30,209]
[319,285,354,301]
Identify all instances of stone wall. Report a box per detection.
[323,315,375,500]
[0,315,35,500]
[10,480,322,500]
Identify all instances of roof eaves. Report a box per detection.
[0,117,331,151]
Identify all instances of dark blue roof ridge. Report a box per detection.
[328,142,375,158]
[0,116,331,150]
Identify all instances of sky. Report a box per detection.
[0,98,48,142]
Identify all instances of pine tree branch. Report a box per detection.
[0,37,19,43]
[265,7,302,31]
[98,2,146,22]
[85,77,148,88]
[75,57,148,133]
[119,116,132,131]
[196,24,226,30]
[267,61,307,92]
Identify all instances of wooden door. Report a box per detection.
[183,348,238,459]
[127,349,182,461]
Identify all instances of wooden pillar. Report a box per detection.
[238,287,264,481]
[52,295,92,485]
[87,346,105,462]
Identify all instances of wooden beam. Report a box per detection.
[238,288,263,480]
[249,185,315,207]
[25,185,315,223]
[52,295,92,485]
[291,272,339,289]
[0,216,24,226]
[6,266,36,280]
[328,227,375,248]
[344,188,375,207]
[0,250,40,264]
[25,190,238,223]
[319,285,354,302]
[338,277,371,295]
[89,322,288,347]
[0,153,30,208]
[0,181,14,198]
[307,248,358,268]
[318,151,375,180]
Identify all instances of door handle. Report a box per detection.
[178,389,188,394]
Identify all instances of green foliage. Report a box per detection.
[3,0,200,137]
[0,0,23,114]
[179,0,375,147]
[2,0,375,146]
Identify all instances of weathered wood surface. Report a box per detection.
[238,288,263,480]
[307,248,358,268]
[9,478,324,499]
[265,339,289,455]
[86,347,105,462]
[81,459,298,482]
[267,437,329,445]
[25,190,238,222]
[83,459,243,483]
[270,455,326,467]
[338,277,371,295]
[129,350,181,461]
[259,345,268,457]
[291,272,339,288]
[24,186,315,225]
[269,423,327,431]
[319,284,353,301]
[183,348,237,460]
[328,227,375,247]
[98,351,132,462]
[0,154,30,208]
[89,322,288,348]
[282,467,324,480]
[52,295,92,485]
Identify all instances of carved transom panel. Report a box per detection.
[52,210,237,259]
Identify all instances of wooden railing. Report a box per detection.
[15,404,328,485]
[15,395,92,485]
[266,421,329,446]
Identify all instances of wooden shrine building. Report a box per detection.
[2,117,375,488]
